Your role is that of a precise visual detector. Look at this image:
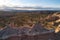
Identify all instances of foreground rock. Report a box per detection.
[0,23,55,40]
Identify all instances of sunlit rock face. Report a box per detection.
[44,12,60,33]
[53,12,60,33]
[52,12,60,18]
[55,25,60,33]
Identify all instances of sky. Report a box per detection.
[0,0,60,8]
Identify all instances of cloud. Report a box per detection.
[0,0,13,6]
[42,5,60,8]
[0,0,41,7]
[0,0,60,8]
[0,0,23,7]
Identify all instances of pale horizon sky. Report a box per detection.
[0,0,60,8]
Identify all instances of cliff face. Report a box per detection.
[43,12,60,30]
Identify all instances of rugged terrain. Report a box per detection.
[0,10,60,40]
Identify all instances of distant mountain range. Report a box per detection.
[0,6,60,11]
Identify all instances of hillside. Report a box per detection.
[0,10,60,30]
[0,11,60,40]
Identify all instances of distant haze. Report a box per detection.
[0,6,60,11]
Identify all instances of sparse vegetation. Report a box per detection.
[0,11,60,30]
